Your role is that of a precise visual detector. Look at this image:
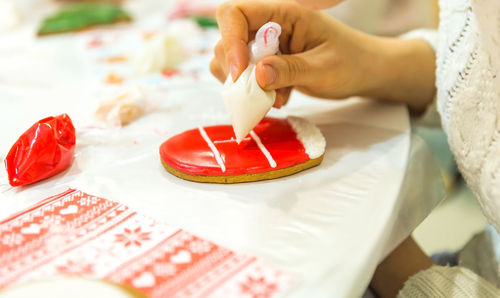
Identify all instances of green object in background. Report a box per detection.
[193,16,218,29]
[37,2,132,36]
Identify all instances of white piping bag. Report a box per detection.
[222,22,282,143]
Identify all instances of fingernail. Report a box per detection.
[230,63,239,82]
[262,64,277,86]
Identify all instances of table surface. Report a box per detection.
[0,2,444,297]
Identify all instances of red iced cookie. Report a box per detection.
[159,117,325,183]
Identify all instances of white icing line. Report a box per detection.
[250,130,277,168]
[213,137,251,144]
[198,127,226,172]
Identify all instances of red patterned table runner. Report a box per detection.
[0,189,297,297]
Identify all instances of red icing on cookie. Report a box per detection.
[159,117,309,176]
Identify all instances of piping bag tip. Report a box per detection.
[235,136,244,145]
[233,127,246,145]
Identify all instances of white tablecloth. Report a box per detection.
[0,1,445,297]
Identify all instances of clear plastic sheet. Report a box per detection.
[0,2,445,297]
[0,91,444,297]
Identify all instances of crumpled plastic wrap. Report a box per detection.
[4,114,75,187]
[133,21,202,75]
[94,85,149,126]
[133,32,184,75]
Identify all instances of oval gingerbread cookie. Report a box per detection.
[159,117,326,183]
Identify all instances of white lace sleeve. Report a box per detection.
[401,1,500,236]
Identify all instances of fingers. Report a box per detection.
[215,1,305,81]
[295,0,345,10]
[211,56,293,107]
[214,0,321,98]
[213,42,226,73]
[216,2,250,81]
[211,55,294,108]
[255,53,313,91]
[274,87,292,108]
[210,58,226,83]
[211,41,228,82]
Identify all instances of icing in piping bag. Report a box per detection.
[222,22,281,143]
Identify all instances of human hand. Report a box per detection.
[210,0,383,108]
[210,0,436,112]
[295,0,346,10]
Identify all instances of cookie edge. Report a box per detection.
[161,154,324,184]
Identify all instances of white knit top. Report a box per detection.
[410,0,500,233]
[398,0,500,295]
[399,266,499,297]
[436,0,500,235]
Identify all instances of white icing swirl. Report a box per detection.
[287,117,326,159]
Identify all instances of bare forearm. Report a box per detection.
[361,36,437,114]
[370,237,434,298]
[211,1,437,112]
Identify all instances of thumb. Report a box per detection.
[255,54,312,90]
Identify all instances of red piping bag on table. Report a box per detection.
[4,114,76,187]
